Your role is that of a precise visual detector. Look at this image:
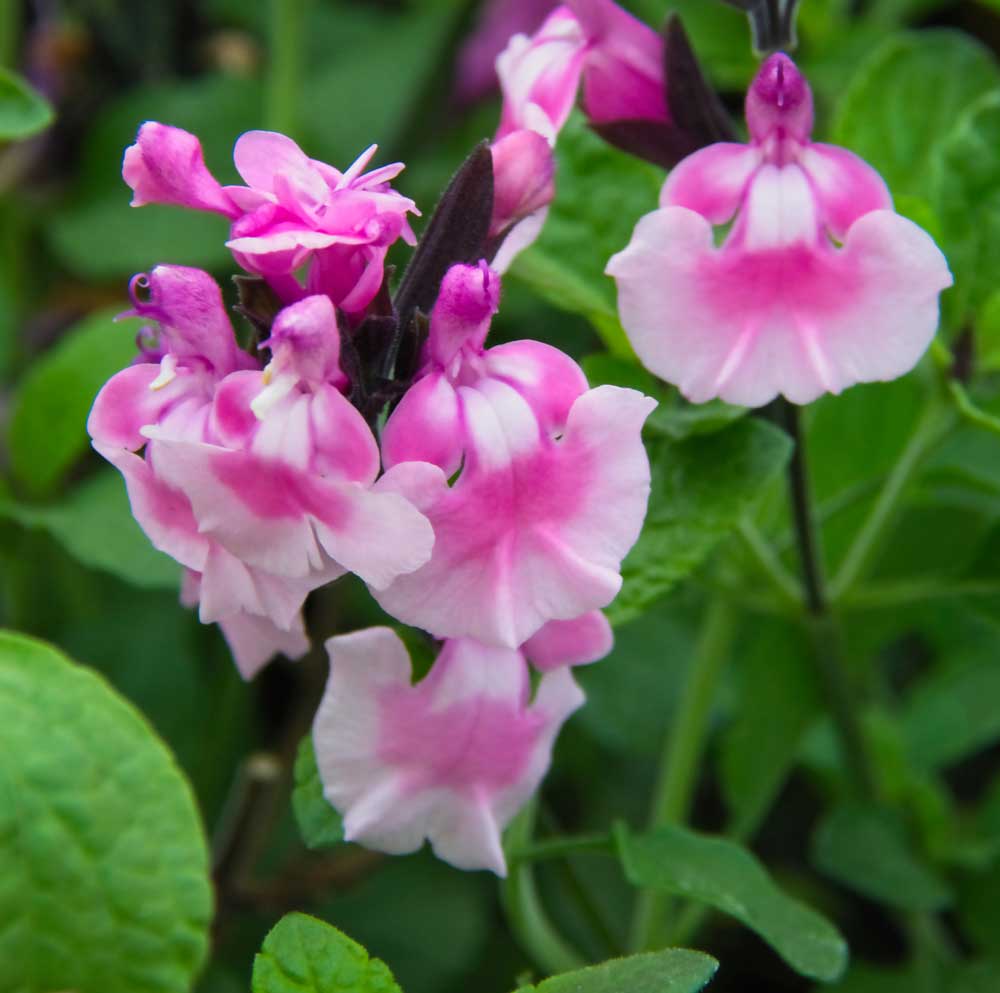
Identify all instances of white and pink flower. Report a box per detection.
[376,262,655,648]
[313,626,591,875]
[607,52,953,407]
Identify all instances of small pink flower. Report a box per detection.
[313,627,585,875]
[376,263,655,647]
[122,125,418,314]
[607,53,953,407]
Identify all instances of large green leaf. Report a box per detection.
[832,31,1000,197]
[510,113,662,357]
[293,734,345,850]
[616,823,848,982]
[0,630,212,993]
[7,306,138,496]
[609,417,792,625]
[0,469,180,590]
[930,90,1000,322]
[0,67,54,139]
[514,948,718,993]
[811,805,953,911]
[252,912,400,993]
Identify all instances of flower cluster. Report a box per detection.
[89,0,953,877]
[90,114,654,872]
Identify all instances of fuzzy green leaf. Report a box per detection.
[0,66,54,139]
[252,912,400,993]
[0,630,212,993]
[293,735,345,850]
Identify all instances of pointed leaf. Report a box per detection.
[514,948,718,993]
[252,912,401,993]
[616,823,848,982]
[0,66,54,139]
[292,734,345,850]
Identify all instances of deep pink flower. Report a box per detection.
[376,263,654,647]
[123,125,418,314]
[607,53,953,407]
[313,627,585,874]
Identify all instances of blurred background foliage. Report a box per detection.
[5,1,1000,992]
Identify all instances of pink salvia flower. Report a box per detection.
[147,294,436,592]
[376,262,655,648]
[88,267,318,677]
[607,53,953,407]
[313,627,585,875]
[122,125,418,314]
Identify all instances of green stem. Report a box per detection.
[829,398,953,601]
[781,401,878,801]
[509,833,614,863]
[947,380,1000,437]
[844,578,1000,609]
[265,0,306,137]
[737,519,802,607]
[501,802,586,976]
[629,597,738,952]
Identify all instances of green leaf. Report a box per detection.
[930,90,1000,322]
[513,948,718,993]
[609,418,792,626]
[7,306,138,496]
[0,469,180,590]
[293,734,345,850]
[252,912,400,993]
[832,31,1000,197]
[616,823,848,982]
[510,113,662,357]
[0,630,212,993]
[0,66,54,139]
[902,653,1000,770]
[811,805,953,911]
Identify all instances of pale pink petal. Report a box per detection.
[522,610,613,670]
[314,627,584,874]
[659,143,761,223]
[491,206,549,273]
[123,122,238,217]
[373,385,654,647]
[482,340,588,432]
[149,439,434,588]
[93,443,208,571]
[799,143,893,240]
[490,130,555,237]
[218,609,310,680]
[495,7,588,139]
[608,205,952,406]
[380,372,464,475]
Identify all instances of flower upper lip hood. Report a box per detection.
[607,52,953,408]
